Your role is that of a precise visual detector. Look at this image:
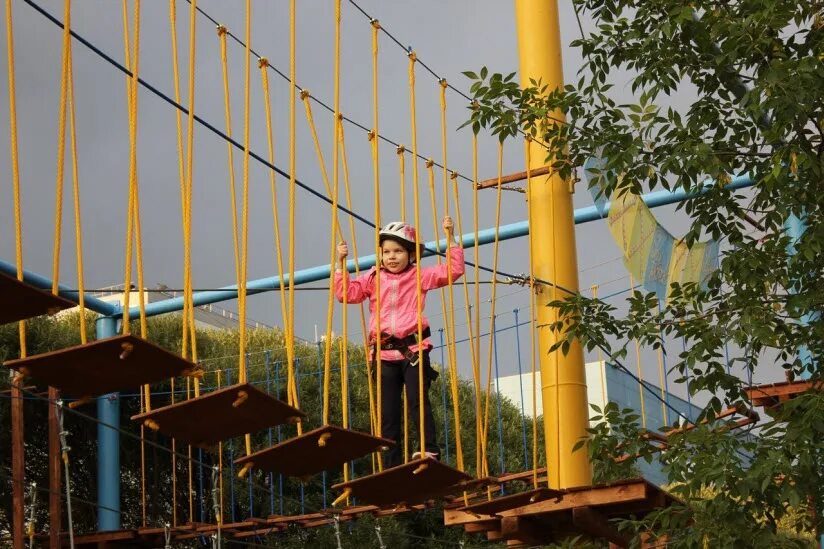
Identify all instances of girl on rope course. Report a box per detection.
[335,216,464,467]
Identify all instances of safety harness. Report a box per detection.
[370,327,432,366]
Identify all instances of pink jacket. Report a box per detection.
[333,246,465,361]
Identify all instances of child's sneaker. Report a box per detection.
[411,451,439,460]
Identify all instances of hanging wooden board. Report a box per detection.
[234,424,394,478]
[132,382,305,448]
[0,271,75,325]
[332,457,472,506]
[3,334,197,397]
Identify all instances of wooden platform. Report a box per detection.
[234,424,394,478]
[745,379,821,414]
[3,334,198,397]
[131,383,305,448]
[445,479,677,548]
[0,271,76,325]
[332,457,473,506]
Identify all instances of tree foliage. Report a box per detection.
[463,0,822,546]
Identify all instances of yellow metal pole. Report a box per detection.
[514,0,591,489]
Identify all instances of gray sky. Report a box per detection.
[0,1,770,410]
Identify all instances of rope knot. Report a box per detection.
[336,112,344,122]
[396,144,405,155]
[299,89,311,100]
[367,129,376,141]
[216,25,228,36]
[450,171,458,181]
[407,49,417,62]
[258,57,269,69]
[370,18,381,30]
[425,159,434,168]
[439,78,448,89]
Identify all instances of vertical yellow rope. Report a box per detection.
[167,4,183,525]
[168,0,188,364]
[183,0,198,396]
[471,134,482,477]
[218,26,242,292]
[370,19,384,470]
[238,0,253,457]
[525,139,539,489]
[5,0,26,356]
[438,82,465,474]
[287,0,299,427]
[301,93,342,425]
[480,142,504,478]
[52,0,71,297]
[259,58,292,399]
[629,274,647,429]
[338,120,377,441]
[407,51,427,458]
[397,145,406,221]
[61,0,87,344]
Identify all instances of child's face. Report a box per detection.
[380,240,410,273]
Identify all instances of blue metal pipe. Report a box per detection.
[96,316,121,531]
[0,260,118,315]
[125,174,754,320]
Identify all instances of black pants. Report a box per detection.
[379,352,439,468]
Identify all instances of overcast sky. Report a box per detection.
[0,1,771,411]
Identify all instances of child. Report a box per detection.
[334,216,464,467]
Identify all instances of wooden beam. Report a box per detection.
[476,166,551,190]
[500,516,549,546]
[572,506,629,547]
[49,387,61,549]
[11,375,24,549]
[444,508,497,526]
[497,482,648,518]
[463,519,500,533]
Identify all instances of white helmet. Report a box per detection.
[379,221,425,258]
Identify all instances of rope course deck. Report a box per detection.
[0,271,75,325]
[131,382,305,448]
[744,379,821,415]
[445,478,677,548]
[3,335,197,398]
[332,457,473,506]
[234,424,394,479]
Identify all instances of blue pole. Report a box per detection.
[296,361,304,514]
[96,316,120,531]
[275,361,283,516]
[513,309,529,470]
[317,343,328,510]
[117,174,755,321]
[438,329,450,463]
[265,352,275,516]
[492,315,505,488]
[227,370,236,522]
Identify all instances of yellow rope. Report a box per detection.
[168,0,189,365]
[259,57,292,406]
[52,0,71,297]
[407,50,427,458]
[370,19,384,470]
[338,119,377,440]
[287,0,299,423]
[525,139,539,489]
[183,0,198,396]
[426,163,464,474]
[397,145,406,221]
[471,134,482,477]
[480,143,504,478]
[120,0,135,336]
[218,26,242,295]
[238,0,253,457]
[5,0,25,357]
